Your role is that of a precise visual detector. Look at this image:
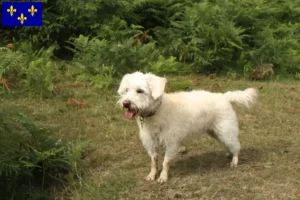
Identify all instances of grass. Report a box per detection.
[1,75,300,199]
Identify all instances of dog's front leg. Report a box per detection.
[145,148,158,181]
[157,144,179,183]
[140,131,158,182]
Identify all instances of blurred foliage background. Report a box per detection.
[1,0,300,97]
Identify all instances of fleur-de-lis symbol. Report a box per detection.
[7,5,16,16]
[17,13,27,24]
[28,5,38,16]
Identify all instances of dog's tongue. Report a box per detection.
[125,110,134,119]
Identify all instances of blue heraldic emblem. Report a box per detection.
[2,2,42,26]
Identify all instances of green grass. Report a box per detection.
[1,75,300,199]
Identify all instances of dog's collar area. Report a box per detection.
[139,98,162,128]
[140,99,162,118]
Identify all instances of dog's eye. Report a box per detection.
[125,88,128,92]
[137,89,144,94]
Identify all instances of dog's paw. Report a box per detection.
[179,146,188,154]
[144,174,156,182]
[230,162,237,167]
[226,152,233,159]
[144,172,156,182]
[230,157,238,167]
[157,175,168,183]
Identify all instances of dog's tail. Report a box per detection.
[224,88,258,109]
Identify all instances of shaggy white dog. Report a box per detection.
[117,72,258,183]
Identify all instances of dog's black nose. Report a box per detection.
[123,100,131,108]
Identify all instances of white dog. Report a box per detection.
[117,72,258,183]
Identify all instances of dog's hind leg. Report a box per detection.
[207,129,233,159]
[213,120,241,167]
[225,137,240,167]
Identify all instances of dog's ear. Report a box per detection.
[145,74,167,99]
[117,74,129,95]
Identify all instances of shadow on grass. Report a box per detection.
[172,147,261,176]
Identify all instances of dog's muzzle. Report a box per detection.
[123,100,138,119]
[123,100,131,109]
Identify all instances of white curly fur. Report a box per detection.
[117,72,258,183]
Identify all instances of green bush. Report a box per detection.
[0,106,86,199]
[0,43,63,98]
[149,55,181,75]
[67,34,159,84]
[1,0,300,93]
[166,79,193,92]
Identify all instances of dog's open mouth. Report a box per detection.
[125,108,138,119]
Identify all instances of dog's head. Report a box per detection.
[117,72,167,119]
